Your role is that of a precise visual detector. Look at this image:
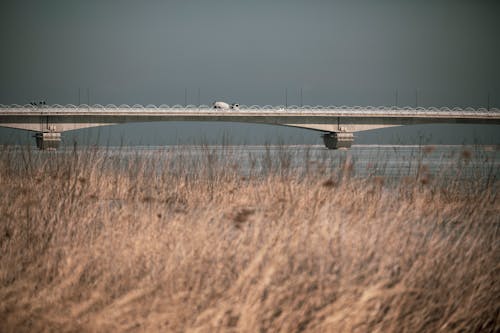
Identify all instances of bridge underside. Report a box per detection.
[0,113,498,150]
[0,114,419,133]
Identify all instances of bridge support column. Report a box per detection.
[34,132,61,150]
[322,132,354,149]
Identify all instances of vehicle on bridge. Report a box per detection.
[213,101,239,110]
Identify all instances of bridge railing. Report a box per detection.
[0,104,499,116]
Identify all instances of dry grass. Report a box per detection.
[0,146,498,332]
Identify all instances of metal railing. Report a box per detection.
[0,104,499,117]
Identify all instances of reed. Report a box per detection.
[0,145,498,332]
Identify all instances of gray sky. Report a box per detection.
[1,0,499,145]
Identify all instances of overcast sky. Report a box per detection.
[1,0,499,145]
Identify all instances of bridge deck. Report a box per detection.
[1,105,499,134]
[1,105,499,119]
[2,105,499,149]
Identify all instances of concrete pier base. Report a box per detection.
[322,132,354,149]
[35,132,61,150]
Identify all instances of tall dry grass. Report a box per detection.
[0,145,498,332]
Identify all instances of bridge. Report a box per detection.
[0,104,499,149]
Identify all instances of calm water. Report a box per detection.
[6,144,500,181]
[94,144,500,180]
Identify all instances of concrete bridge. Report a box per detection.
[0,104,499,149]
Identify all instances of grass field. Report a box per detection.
[0,146,498,332]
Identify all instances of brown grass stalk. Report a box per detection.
[0,146,498,332]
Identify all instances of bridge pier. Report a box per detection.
[34,132,61,150]
[322,132,354,149]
